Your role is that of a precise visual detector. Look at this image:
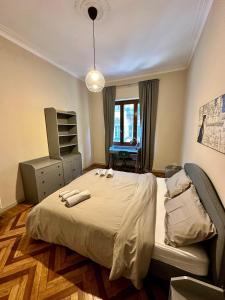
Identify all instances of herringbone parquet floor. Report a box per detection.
[0,204,168,300]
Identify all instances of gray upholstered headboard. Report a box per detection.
[184,163,225,288]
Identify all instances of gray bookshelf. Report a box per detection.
[44,108,79,159]
[45,107,82,185]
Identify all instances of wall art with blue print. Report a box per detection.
[198,93,225,154]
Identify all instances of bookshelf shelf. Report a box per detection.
[60,143,77,148]
[59,133,77,137]
[57,123,77,126]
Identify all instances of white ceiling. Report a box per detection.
[0,0,213,81]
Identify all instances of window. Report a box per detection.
[113,99,141,145]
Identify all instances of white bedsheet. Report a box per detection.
[152,178,209,276]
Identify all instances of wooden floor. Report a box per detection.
[0,204,168,300]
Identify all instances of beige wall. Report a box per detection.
[0,36,92,210]
[89,70,187,170]
[182,1,225,206]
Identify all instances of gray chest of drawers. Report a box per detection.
[20,154,82,204]
[20,157,64,204]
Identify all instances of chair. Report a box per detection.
[114,150,142,173]
[112,151,131,171]
[135,147,142,173]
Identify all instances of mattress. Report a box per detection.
[152,177,209,276]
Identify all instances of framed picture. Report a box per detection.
[198,94,225,154]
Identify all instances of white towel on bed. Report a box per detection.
[106,168,114,178]
[100,169,107,177]
[65,190,91,207]
[61,189,80,202]
[59,190,70,198]
[95,169,100,175]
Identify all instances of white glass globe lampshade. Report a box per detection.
[85,69,105,92]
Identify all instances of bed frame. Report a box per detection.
[149,163,225,288]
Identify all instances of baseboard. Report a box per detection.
[83,163,106,173]
[92,162,106,167]
[0,202,17,215]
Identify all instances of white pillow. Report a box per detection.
[164,185,217,247]
[165,169,191,198]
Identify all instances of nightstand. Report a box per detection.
[169,276,225,300]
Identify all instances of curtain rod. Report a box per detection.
[106,82,138,88]
[116,82,138,87]
[107,78,159,88]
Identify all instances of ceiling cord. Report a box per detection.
[92,20,96,70]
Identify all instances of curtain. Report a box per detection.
[103,86,116,166]
[139,79,159,172]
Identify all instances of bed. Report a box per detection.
[26,170,157,289]
[26,163,225,289]
[152,177,209,277]
[150,163,225,289]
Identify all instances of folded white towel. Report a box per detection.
[61,189,80,202]
[106,168,114,178]
[65,190,91,207]
[99,169,107,177]
[59,190,70,198]
[95,169,100,175]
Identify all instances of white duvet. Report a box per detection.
[26,170,157,288]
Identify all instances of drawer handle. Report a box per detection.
[58,165,60,168]
[42,180,45,184]
[58,174,61,176]
[41,171,44,174]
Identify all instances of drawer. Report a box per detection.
[36,169,63,184]
[37,180,64,200]
[63,160,73,185]
[72,160,82,180]
[36,163,62,178]
[71,158,82,172]
[72,169,81,180]
[63,157,82,183]
[37,170,64,200]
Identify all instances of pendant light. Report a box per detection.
[85,6,105,93]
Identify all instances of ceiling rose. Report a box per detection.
[74,0,110,21]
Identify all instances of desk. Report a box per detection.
[109,145,138,154]
[109,146,140,172]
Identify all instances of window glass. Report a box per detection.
[123,104,134,143]
[137,103,141,143]
[113,105,120,142]
[113,100,141,145]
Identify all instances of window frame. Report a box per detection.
[113,99,139,146]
